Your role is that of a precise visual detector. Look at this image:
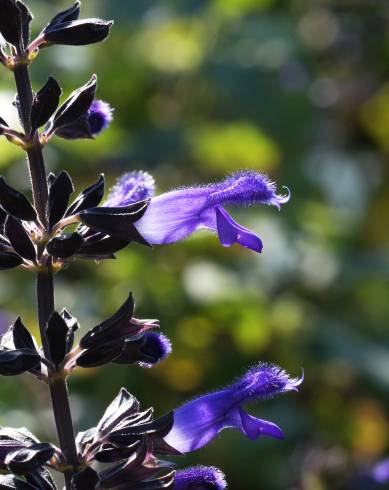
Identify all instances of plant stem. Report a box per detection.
[13,64,78,488]
[13,66,48,225]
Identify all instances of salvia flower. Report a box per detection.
[164,362,302,453]
[106,170,289,253]
[105,170,155,207]
[174,466,227,489]
[372,458,389,485]
[87,99,113,136]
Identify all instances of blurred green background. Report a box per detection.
[1,1,389,488]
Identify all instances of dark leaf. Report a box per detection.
[76,341,124,368]
[44,19,113,47]
[66,174,105,216]
[30,77,62,135]
[12,317,36,352]
[0,0,22,48]
[5,443,55,474]
[0,116,8,127]
[46,233,84,259]
[46,312,68,366]
[5,216,36,262]
[51,75,96,132]
[0,177,36,221]
[79,293,134,349]
[96,388,140,436]
[42,1,80,33]
[71,467,99,490]
[0,475,37,489]
[48,170,74,229]
[79,201,150,244]
[54,115,93,140]
[0,253,23,271]
[0,349,41,376]
[15,1,32,48]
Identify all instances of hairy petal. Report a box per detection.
[174,466,227,489]
[105,171,155,207]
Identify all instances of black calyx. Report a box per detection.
[46,233,84,259]
[5,215,36,262]
[46,312,70,366]
[77,234,129,259]
[47,170,74,229]
[75,342,124,368]
[25,468,57,490]
[0,349,41,376]
[12,317,37,352]
[43,1,80,34]
[71,467,99,490]
[0,252,23,271]
[0,177,37,222]
[16,1,33,50]
[0,116,9,128]
[78,201,150,244]
[43,19,113,47]
[5,443,56,475]
[47,75,97,138]
[79,293,134,350]
[30,77,62,135]
[66,174,104,216]
[60,308,79,354]
[0,0,23,50]
[73,389,177,489]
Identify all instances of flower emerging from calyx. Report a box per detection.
[174,466,227,489]
[105,171,155,207]
[113,331,172,368]
[87,100,113,136]
[164,362,302,453]
[106,170,290,253]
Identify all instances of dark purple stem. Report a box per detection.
[13,64,78,489]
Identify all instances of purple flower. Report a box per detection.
[137,331,172,368]
[132,171,289,253]
[372,458,389,484]
[164,363,302,453]
[105,171,155,207]
[174,466,227,489]
[87,100,113,136]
